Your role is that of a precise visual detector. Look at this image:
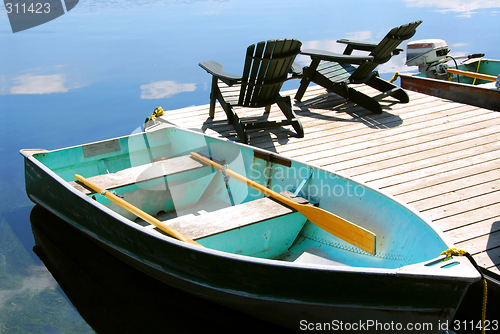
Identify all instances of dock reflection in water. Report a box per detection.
[30,205,292,334]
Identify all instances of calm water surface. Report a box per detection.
[1,1,499,332]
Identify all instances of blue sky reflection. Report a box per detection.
[1,0,499,101]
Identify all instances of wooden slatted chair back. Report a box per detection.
[351,20,422,82]
[239,39,301,107]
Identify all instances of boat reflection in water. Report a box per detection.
[30,205,291,334]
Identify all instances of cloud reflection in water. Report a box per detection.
[9,74,72,95]
[0,265,58,311]
[140,80,197,99]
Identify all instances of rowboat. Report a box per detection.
[398,39,500,111]
[21,122,480,332]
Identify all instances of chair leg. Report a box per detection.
[220,103,248,143]
[295,76,311,102]
[322,83,382,114]
[230,112,248,144]
[209,77,219,119]
[295,59,320,102]
[345,86,383,114]
[365,75,409,103]
[277,96,304,138]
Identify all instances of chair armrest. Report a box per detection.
[336,39,378,52]
[300,49,374,65]
[289,62,303,78]
[336,39,403,55]
[199,61,242,86]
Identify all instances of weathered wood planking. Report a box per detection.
[158,84,500,275]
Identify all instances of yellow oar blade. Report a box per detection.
[74,174,202,247]
[190,152,376,254]
[298,204,376,254]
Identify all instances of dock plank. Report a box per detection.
[335,124,500,179]
[434,202,500,232]
[355,140,500,186]
[366,146,500,189]
[445,216,500,244]
[470,247,500,272]
[422,191,500,222]
[396,169,500,204]
[157,84,500,274]
[409,178,500,212]
[383,158,500,196]
[319,111,499,171]
[455,232,500,255]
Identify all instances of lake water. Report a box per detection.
[1,1,499,332]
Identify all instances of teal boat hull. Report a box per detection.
[21,125,480,332]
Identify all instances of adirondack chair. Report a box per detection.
[199,39,304,143]
[295,21,423,114]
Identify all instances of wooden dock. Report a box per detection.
[158,84,500,275]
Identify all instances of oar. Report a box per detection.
[447,68,497,82]
[74,174,203,247]
[190,152,376,254]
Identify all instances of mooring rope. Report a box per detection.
[441,248,487,334]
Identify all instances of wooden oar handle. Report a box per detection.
[447,68,497,82]
[74,174,202,247]
[190,152,294,205]
[190,152,223,171]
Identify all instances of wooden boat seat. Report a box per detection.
[151,196,302,240]
[70,155,210,195]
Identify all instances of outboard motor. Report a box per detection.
[405,39,451,74]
